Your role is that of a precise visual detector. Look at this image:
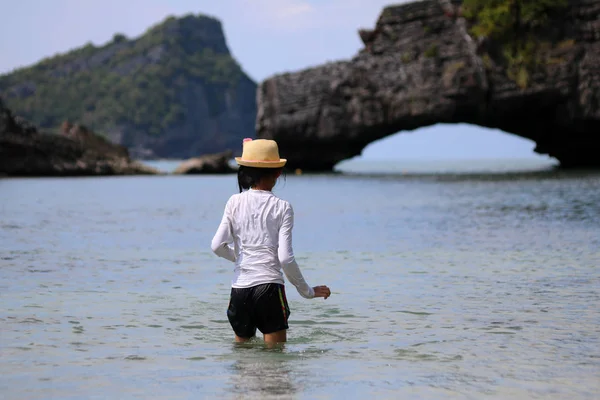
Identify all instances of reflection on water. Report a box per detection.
[1,160,599,399]
[334,157,560,175]
[228,344,297,398]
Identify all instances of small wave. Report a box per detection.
[398,310,433,316]
[1,224,21,230]
[124,355,147,361]
[19,317,44,323]
[180,324,206,329]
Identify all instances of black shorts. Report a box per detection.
[226,283,290,338]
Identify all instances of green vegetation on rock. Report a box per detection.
[0,14,245,137]
[424,44,439,58]
[463,0,569,88]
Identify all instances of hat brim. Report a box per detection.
[235,158,287,168]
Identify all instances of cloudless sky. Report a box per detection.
[0,0,551,161]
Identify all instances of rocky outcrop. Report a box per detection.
[0,99,159,176]
[0,14,256,160]
[256,0,600,170]
[173,150,235,174]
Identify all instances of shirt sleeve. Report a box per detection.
[211,199,236,263]
[278,204,315,299]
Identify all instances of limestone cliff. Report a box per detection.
[256,0,600,170]
[0,99,159,176]
[0,14,256,160]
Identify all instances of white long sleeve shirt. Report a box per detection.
[211,189,315,299]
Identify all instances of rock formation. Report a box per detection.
[173,150,235,174]
[256,0,600,170]
[0,14,256,160]
[0,99,159,176]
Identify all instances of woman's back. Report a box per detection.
[228,189,288,252]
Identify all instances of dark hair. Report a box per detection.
[237,166,284,193]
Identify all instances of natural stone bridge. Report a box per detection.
[256,0,600,171]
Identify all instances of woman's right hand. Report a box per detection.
[313,285,331,299]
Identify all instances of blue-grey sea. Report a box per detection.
[1,158,599,399]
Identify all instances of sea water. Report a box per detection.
[1,159,599,399]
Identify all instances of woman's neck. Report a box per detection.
[251,185,272,191]
[251,179,274,191]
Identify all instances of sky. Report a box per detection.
[0,0,551,161]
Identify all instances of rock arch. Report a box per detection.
[256,0,600,171]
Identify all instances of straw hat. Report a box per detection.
[235,138,287,168]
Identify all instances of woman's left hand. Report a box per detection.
[313,285,331,299]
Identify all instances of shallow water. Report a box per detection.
[1,161,599,399]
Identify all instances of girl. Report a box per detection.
[211,138,331,344]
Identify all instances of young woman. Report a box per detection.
[211,138,331,344]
